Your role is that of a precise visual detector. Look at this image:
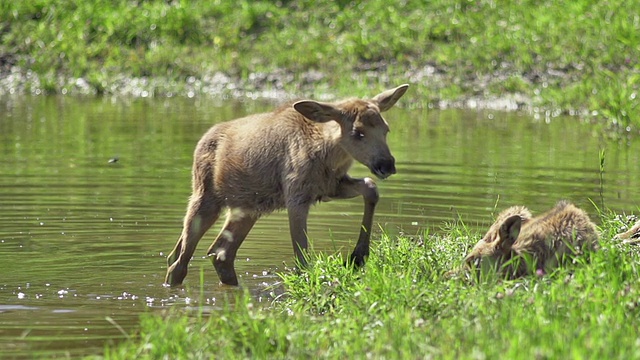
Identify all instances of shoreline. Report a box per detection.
[0,63,535,112]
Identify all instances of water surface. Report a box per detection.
[1,96,639,358]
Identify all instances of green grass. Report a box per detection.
[93,210,640,359]
[1,0,639,130]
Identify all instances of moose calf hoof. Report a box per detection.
[346,252,368,268]
[219,276,239,286]
[165,263,188,287]
[215,267,239,285]
[213,261,239,286]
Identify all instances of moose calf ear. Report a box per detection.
[497,215,522,252]
[372,84,409,112]
[293,101,342,123]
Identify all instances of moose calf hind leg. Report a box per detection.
[165,240,187,286]
[166,240,181,268]
[206,209,258,285]
[165,196,220,286]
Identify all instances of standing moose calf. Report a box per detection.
[165,84,409,286]
[464,201,599,279]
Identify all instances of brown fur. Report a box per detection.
[614,219,640,244]
[464,201,599,279]
[165,85,409,286]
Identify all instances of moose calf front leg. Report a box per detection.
[331,176,379,267]
[287,203,312,267]
[349,178,379,266]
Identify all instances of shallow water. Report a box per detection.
[0,96,639,358]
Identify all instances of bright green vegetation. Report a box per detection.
[1,0,639,129]
[95,211,640,359]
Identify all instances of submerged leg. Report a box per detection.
[206,208,259,285]
[165,194,221,286]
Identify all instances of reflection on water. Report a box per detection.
[0,95,639,357]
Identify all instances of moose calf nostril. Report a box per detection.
[372,159,396,178]
[382,161,396,175]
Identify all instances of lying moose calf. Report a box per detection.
[464,201,599,279]
[165,84,409,286]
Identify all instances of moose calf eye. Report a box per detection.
[351,130,364,140]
